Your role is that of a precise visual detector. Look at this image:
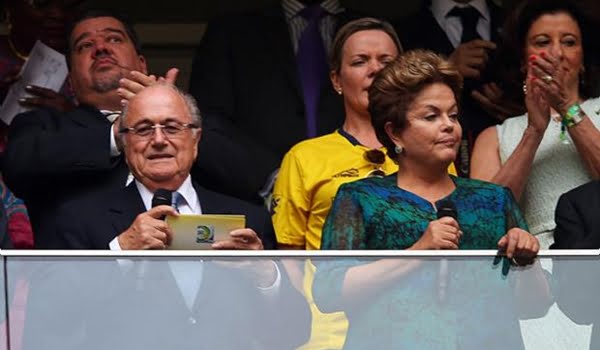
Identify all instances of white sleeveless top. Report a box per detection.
[497,97,600,249]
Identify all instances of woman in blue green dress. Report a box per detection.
[313,50,551,350]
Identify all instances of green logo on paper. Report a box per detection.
[196,225,215,243]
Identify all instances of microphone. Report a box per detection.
[152,188,172,220]
[436,200,457,221]
[436,200,458,303]
[137,189,172,290]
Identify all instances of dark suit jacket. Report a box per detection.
[396,0,505,138]
[2,105,130,248]
[188,6,360,202]
[552,180,600,249]
[22,182,308,350]
[53,181,276,249]
[551,180,600,349]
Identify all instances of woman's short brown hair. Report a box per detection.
[368,50,463,159]
[330,17,403,73]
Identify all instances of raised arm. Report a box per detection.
[471,72,550,200]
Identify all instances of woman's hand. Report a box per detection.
[411,217,462,250]
[525,65,551,133]
[529,52,577,115]
[497,228,539,264]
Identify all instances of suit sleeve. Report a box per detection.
[52,199,93,249]
[2,109,116,199]
[552,191,600,325]
[552,192,596,249]
[189,18,280,202]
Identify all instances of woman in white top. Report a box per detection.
[470,0,600,249]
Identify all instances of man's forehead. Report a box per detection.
[128,89,190,121]
[70,17,128,41]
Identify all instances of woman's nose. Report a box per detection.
[548,41,564,59]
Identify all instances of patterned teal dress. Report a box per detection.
[314,175,530,350]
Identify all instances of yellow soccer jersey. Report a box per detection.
[272,130,398,250]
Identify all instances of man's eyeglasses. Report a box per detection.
[364,149,386,178]
[119,121,200,139]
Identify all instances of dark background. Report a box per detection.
[3,0,597,88]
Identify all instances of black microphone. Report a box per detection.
[435,200,458,303]
[152,189,172,220]
[137,189,173,290]
[436,200,457,221]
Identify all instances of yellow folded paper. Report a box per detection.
[166,214,246,250]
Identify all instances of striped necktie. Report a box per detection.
[171,192,183,213]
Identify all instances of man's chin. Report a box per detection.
[92,74,122,93]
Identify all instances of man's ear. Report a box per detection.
[192,128,202,159]
[195,128,202,143]
[138,55,148,75]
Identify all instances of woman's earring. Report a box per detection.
[336,88,342,95]
[522,81,527,96]
[394,144,403,155]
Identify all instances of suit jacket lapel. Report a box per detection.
[487,0,504,43]
[68,104,112,128]
[262,8,302,100]
[424,8,455,56]
[108,183,146,236]
[194,182,238,215]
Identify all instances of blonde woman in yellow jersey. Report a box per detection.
[272,17,457,350]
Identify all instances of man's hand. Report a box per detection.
[449,39,496,79]
[471,83,525,122]
[212,229,276,287]
[117,68,179,106]
[1,65,21,91]
[19,85,76,112]
[212,228,264,250]
[117,205,179,250]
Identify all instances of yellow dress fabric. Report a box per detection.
[272,129,456,349]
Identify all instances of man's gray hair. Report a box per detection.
[120,82,202,127]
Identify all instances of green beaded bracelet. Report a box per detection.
[561,103,585,128]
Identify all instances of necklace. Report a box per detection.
[7,35,29,61]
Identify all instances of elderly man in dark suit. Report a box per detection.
[188,0,361,203]
[22,83,309,350]
[55,83,275,251]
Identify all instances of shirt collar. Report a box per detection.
[135,175,198,212]
[99,110,122,123]
[282,0,343,21]
[431,0,490,22]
